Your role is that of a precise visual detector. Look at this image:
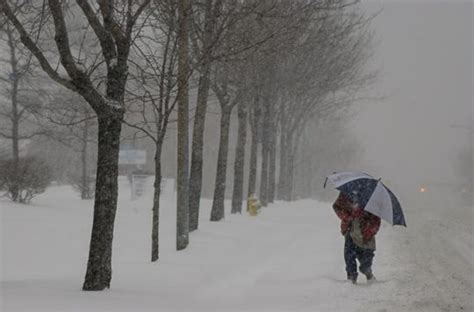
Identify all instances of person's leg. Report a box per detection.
[358,248,375,280]
[344,234,358,283]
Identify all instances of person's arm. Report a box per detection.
[333,193,354,235]
[332,194,352,221]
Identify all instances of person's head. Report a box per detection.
[340,192,358,208]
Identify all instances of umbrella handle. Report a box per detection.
[323,177,328,188]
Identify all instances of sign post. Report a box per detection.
[119,149,148,200]
[131,174,149,200]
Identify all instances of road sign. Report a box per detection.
[119,149,147,165]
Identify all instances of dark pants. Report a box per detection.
[344,234,374,278]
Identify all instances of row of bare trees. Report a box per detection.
[0,0,373,291]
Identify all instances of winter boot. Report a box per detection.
[363,271,376,283]
[347,273,357,284]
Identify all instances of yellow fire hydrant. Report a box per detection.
[247,194,261,216]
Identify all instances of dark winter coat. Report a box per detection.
[332,192,381,248]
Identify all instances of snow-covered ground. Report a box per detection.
[1,179,472,311]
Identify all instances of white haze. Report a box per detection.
[352,0,473,197]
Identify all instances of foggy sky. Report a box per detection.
[352,0,473,190]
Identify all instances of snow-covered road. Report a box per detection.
[1,184,472,311]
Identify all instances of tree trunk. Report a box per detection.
[247,96,260,200]
[283,133,295,201]
[277,118,287,200]
[287,150,295,201]
[247,125,258,201]
[151,141,162,262]
[10,82,19,202]
[80,123,89,200]
[277,113,291,200]
[188,0,215,232]
[8,25,19,202]
[176,0,190,250]
[268,125,276,203]
[259,100,270,207]
[188,72,210,232]
[231,102,247,214]
[83,23,130,290]
[82,114,122,291]
[278,131,294,201]
[259,140,269,207]
[210,108,232,221]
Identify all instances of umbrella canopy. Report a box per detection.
[325,172,406,227]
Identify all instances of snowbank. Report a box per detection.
[1,183,472,311]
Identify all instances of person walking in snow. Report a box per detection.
[333,192,381,284]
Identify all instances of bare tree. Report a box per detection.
[227,0,334,209]
[272,4,374,200]
[124,0,179,261]
[188,0,222,230]
[208,0,317,219]
[0,0,151,290]
[176,0,190,250]
[189,0,309,224]
[247,91,260,201]
[209,64,244,221]
[0,21,47,202]
[0,155,52,203]
[230,99,247,214]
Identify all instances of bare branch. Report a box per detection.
[0,0,75,90]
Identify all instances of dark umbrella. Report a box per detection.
[325,171,406,226]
